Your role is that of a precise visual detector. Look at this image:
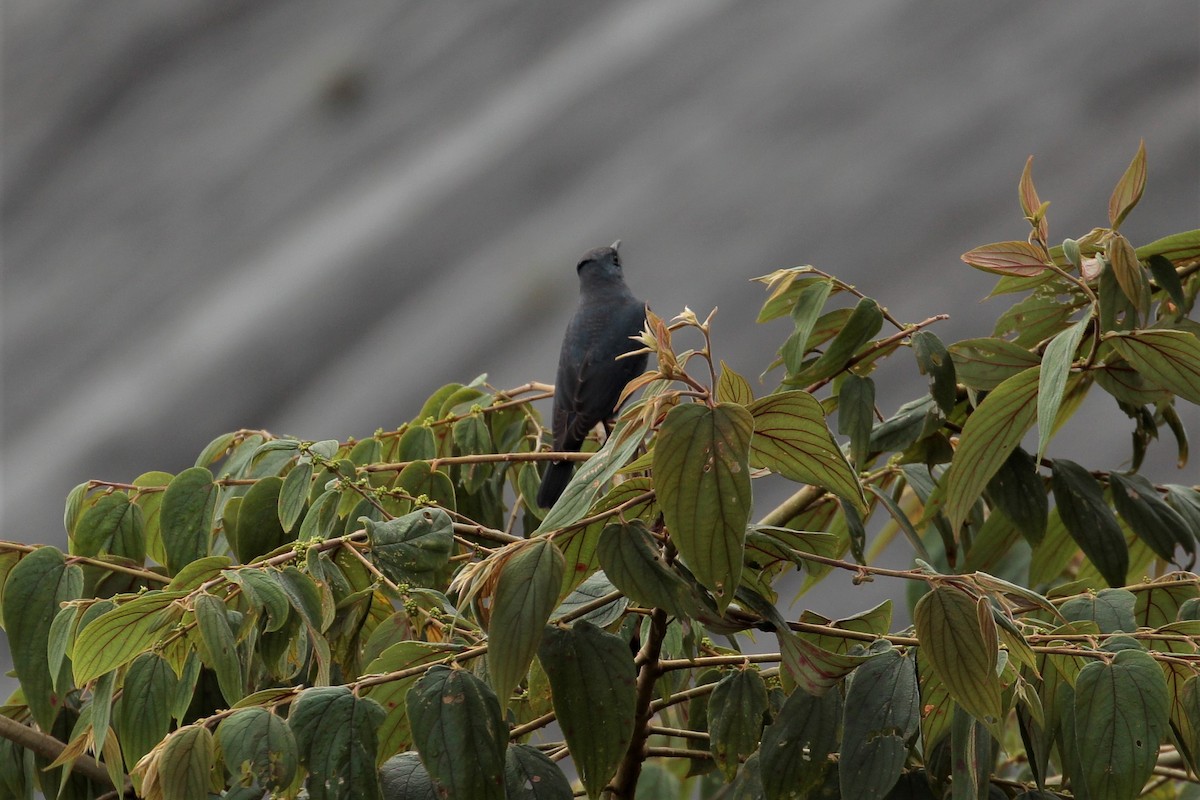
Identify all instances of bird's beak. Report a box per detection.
[611,239,622,251]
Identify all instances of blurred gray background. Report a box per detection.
[2,1,1198,709]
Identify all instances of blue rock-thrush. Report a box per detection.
[537,243,648,508]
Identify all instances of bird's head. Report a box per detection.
[576,242,628,291]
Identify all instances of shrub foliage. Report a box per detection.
[2,143,1200,799]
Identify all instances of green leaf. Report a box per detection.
[72,491,146,562]
[1165,484,1200,543]
[780,278,834,373]
[716,360,755,405]
[707,668,769,780]
[1108,138,1146,228]
[158,725,215,800]
[4,547,82,730]
[407,666,505,800]
[912,586,1002,735]
[944,366,1040,532]
[654,402,754,611]
[290,686,385,800]
[538,622,635,799]
[995,293,1076,348]
[216,707,298,791]
[225,567,290,632]
[298,488,341,542]
[194,593,244,705]
[840,647,919,800]
[279,461,313,531]
[1136,229,1200,263]
[1108,329,1200,404]
[557,477,656,598]
[366,507,454,586]
[394,461,456,513]
[550,572,628,628]
[790,296,883,384]
[160,466,217,575]
[379,753,438,800]
[1051,459,1128,588]
[961,240,1050,277]
[1061,588,1136,634]
[912,331,958,415]
[598,520,697,618]
[362,642,461,763]
[949,337,1042,392]
[759,684,841,800]
[868,395,941,453]
[748,391,865,510]
[73,591,187,685]
[1037,316,1089,460]
[535,414,650,533]
[984,446,1047,546]
[195,431,239,468]
[838,374,875,467]
[233,476,296,563]
[1074,648,1168,800]
[397,424,437,462]
[1109,472,1194,565]
[116,653,176,768]
[505,743,573,800]
[488,538,564,711]
[777,629,872,696]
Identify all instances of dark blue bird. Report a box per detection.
[537,243,648,508]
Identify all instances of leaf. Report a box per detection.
[1165,484,1200,543]
[538,622,635,799]
[1037,316,1089,460]
[598,520,696,617]
[838,374,875,467]
[160,466,217,575]
[840,647,919,800]
[748,391,865,510]
[985,446,1047,546]
[912,331,958,415]
[4,547,82,730]
[379,753,438,800]
[394,461,456,513]
[488,538,564,711]
[1061,588,1136,634]
[550,571,627,628]
[406,666,506,800]
[216,707,298,791]
[158,725,214,800]
[501,743,572,800]
[1108,232,1150,320]
[1108,329,1200,404]
[868,395,941,453]
[780,278,834,373]
[759,684,841,800]
[557,477,656,598]
[194,593,244,705]
[116,653,176,768]
[716,360,755,405]
[790,296,884,384]
[234,476,296,563]
[654,402,754,611]
[1136,229,1200,263]
[290,686,385,800]
[362,642,460,763]
[1074,648,1168,800]
[535,415,649,533]
[1109,472,1193,565]
[74,591,187,685]
[707,668,769,780]
[278,461,313,531]
[995,293,1076,348]
[1051,459,1129,588]
[366,507,454,586]
[1108,138,1146,228]
[943,366,1040,532]
[777,629,872,696]
[949,337,1042,392]
[912,587,1002,735]
[1019,155,1049,243]
[72,491,146,562]
[961,240,1050,277]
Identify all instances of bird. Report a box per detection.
[537,242,649,508]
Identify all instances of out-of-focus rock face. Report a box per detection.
[2,2,1197,546]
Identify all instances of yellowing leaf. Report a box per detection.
[961,241,1050,277]
[1108,138,1146,228]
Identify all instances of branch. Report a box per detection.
[610,608,668,798]
[0,714,117,790]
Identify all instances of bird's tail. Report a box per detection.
[536,461,574,508]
